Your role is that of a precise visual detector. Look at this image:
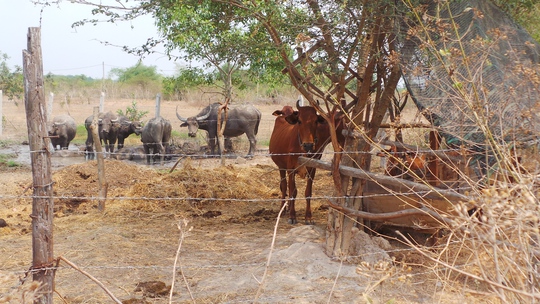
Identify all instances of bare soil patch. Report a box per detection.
[0,98,482,303]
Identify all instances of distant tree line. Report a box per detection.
[0,54,289,102]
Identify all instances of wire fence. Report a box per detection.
[0,236,470,303]
[0,99,499,302]
[0,138,467,302]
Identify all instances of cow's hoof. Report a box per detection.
[305,219,315,225]
[288,218,298,225]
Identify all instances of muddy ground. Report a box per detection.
[0,98,485,303]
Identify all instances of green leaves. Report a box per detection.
[110,62,162,85]
[0,51,23,101]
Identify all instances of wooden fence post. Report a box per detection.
[91,106,108,211]
[217,98,229,165]
[0,89,3,136]
[47,92,53,121]
[23,27,54,304]
[155,93,161,118]
[99,92,105,113]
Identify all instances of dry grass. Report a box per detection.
[2,87,539,302]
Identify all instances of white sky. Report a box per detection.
[0,0,184,79]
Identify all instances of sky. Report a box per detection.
[0,0,183,79]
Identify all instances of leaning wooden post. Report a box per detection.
[155,93,161,118]
[0,89,3,136]
[90,106,108,211]
[99,92,105,112]
[23,27,54,304]
[217,98,229,165]
[47,92,53,121]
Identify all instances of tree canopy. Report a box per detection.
[35,0,540,260]
[0,51,23,100]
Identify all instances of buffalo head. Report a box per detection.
[176,105,211,137]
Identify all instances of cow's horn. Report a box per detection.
[176,106,188,122]
[111,117,119,122]
[54,122,65,126]
[296,98,303,109]
[196,108,211,121]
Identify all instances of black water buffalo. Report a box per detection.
[141,116,172,165]
[176,103,261,156]
[84,111,120,159]
[48,114,77,150]
[117,116,143,150]
[114,145,146,161]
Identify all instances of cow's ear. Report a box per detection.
[180,122,188,127]
[272,110,283,116]
[285,112,299,124]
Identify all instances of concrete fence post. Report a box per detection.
[99,91,105,113]
[0,90,3,136]
[155,93,161,118]
[47,92,53,121]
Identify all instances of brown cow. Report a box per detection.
[378,146,427,180]
[302,111,346,223]
[269,102,346,224]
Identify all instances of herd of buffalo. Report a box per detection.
[47,100,347,224]
[47,102,263,164]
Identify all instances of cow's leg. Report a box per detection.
[61,138,68,150]
[287,170,298,224]
[159,143,165,165]
[85,132,95,160]
[246,133,256,157]
[143,144,151,164]
[304,167,316,225]
[117,137,125,150]
[110,137,117,154]
[208,137,217,156]
[278,169,288,213]
[224,137,233,153]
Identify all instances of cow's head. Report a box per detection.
[285,100,325,153]
[48,121,62,136]
[132,121,143,135]
[176,105,211,137]
[272,105,294,117]
[100,113,119,135]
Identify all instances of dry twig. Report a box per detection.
[57,256,122,304]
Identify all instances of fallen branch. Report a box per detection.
[254,202,288,302]
[298,156,470,203]
[169,156,186,173]
[170,219,194,303]
[327,198,454,225]
[57,256,121,304]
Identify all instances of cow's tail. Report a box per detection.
[254,110,262,135]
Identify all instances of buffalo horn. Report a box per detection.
[296,96,304,109]
[176,105,188,122]
[196,108,211,121]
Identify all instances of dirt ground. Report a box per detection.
[0,98,483,303]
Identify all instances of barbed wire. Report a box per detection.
[0,133,488,300]
[0,239,475,302]
[0,239,466,277]
[0,188,471,202]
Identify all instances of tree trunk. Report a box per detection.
[325,15,402,257]
[91,106,108,211]
[217,100,229,166]
[23,27,54,304]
